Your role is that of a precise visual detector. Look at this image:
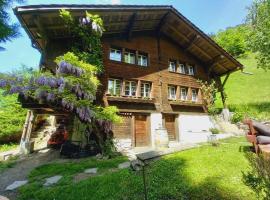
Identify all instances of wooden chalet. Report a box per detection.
[14,5,243,150]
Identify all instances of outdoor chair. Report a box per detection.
[244,119,270,155]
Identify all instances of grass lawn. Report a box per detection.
[18,137,257,200]
[217,53,270,120]
[0,143,18,152]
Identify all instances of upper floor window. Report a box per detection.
[168,61,177,72]
[180,87,188,101]
[124,51,135,64]
[168,85,176,100]
[179,64,186,74]
[125,81,137,96]
[191,89,198,102]
[187,65,195,75]
[108,78,121,96]
[141,82,151,98]
[110,48,121,62]
[138,54,148,67]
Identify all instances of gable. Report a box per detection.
[14,4,243,76]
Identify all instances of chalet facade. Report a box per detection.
[15,5,243,149]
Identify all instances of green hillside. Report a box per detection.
[218,53,270,120]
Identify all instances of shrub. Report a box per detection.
[231,112,244,124]
[243,153,270,200]
[0,93,26,144]
[208,105,221,116]
[209,128,220,134]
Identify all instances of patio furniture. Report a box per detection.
[244,119,270,155]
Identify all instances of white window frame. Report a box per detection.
[187,65,195,75]
[179,64,186,74]
[138,54,148,67]
[191,89,198,102]
[108,78,121,96]
[168,61,176,72]
[141,82,151,98]
[124,51,135,64]
[124,81,137,96]
[168,85,176,100]
[109,48,121,62]
[180,87,188,101]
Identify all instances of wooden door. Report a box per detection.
[164,114,176,141]
[135,115,149,147]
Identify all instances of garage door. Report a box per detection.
[164,114,176,141]
[135,115,149,147]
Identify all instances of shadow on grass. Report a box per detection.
[144,156,249,200]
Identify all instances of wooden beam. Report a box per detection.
[222,73,230,88]
[156,11,170,35]
[32,15,49,48]
[161,33,208,72]
[207,55,225,78]
[126,13,137,41]
[184,34,201,52]
[214,77,227,108]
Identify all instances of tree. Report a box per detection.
[247,0,270,70]
[0,0,25,49]
[212,24,250,57]
[0,11,121,156]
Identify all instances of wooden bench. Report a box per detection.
[258,144,270,159]
[244,119,270,158]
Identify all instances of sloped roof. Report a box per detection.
[14,4,243,76]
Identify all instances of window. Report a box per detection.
[125,81,137,96]
[138,54,148,66]
[141,82,151,98]
[108,79,121,96]
[110,48,121,61]
[168,85,176,100]
[179,64,186,74]
[168,61,176,72]
[191,89,198,102]
[124,51,135,64]
[180,87,188,101]
[187,65,195,75]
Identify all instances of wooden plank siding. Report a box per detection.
[101,34,207,113]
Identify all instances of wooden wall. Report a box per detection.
[101,34,208,113]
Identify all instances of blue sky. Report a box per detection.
[0,0,253,72]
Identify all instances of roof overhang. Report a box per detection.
[14,4,243,76]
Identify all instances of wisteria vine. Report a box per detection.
[0,11,120,124]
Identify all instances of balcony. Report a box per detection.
[107,95,155,104]
[168,99,204,107]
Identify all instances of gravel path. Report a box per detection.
[0,149,61,200]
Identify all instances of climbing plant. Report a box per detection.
[197,80,218,113]
[0,10,121,155]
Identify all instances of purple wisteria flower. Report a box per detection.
[9,86,22,94]
[0,80,8,88]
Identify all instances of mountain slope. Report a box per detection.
[220,53,270,120]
